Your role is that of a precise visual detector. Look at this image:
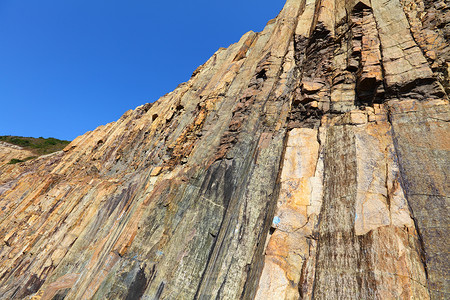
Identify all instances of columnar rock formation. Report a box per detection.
[0,0,448,299]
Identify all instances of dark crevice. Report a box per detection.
[269,226,276,235]
[255,69,267,81]
[125,265,149,300]
[153,282,165,300]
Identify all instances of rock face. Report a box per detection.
[0,142,35,166]
[0,0,448,299]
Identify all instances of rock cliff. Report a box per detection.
[0,0,448,299]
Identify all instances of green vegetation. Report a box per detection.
[0,135,71,156]
[8,158,25,164]
[7,156,38,164]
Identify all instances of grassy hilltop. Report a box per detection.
[0,135,71,164]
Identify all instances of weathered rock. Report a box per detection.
[0,142,35,166]
[0,0,448,299]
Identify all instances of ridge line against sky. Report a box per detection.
[0,0,285,141]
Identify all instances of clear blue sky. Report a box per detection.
[0,0,285,140]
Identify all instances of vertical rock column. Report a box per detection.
[255,128,323,299]
[313,110,429,299]
[387,98,450,299]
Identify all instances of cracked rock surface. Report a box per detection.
[0,0,448,299]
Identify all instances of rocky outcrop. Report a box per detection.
[0,0,448,299]
[0,142,35,166]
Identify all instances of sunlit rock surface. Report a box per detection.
[0,142,35,166]
[0,0,448,299]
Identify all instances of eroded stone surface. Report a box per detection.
[0,0,448,299]
[0,142,35,166]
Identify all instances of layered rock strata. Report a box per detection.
[0,0,448,299]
